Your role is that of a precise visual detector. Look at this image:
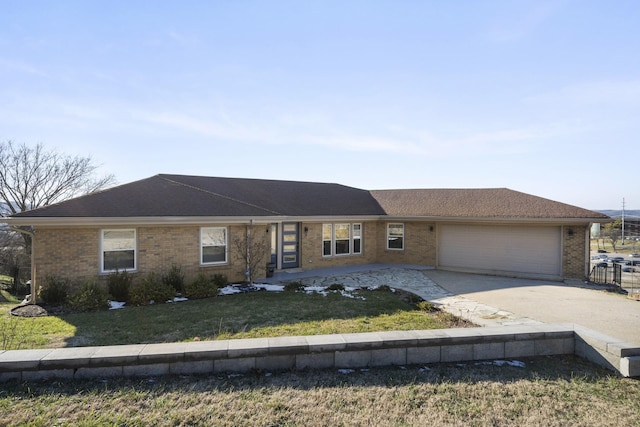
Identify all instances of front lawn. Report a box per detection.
[1,287,466,349]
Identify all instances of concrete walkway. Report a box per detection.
[266,264,640,346]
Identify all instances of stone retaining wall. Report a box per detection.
[1,324,638,382]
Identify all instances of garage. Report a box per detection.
[438,224,562,278]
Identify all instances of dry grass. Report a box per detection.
[1,355,638,426]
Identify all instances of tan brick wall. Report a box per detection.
[374,222,437,266]
[33,221,586,287]
[300,222,378,269]
[562,225,589,279]
[33,224,270,287]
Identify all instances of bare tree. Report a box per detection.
[603,219,623,252]
[0,227,28,293]
[0,141,116,249]
[233,222,269,284]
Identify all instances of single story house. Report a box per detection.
[6,174,609,294]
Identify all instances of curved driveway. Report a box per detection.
[424,270,640,346]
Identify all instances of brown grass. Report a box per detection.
[1,356,638,426]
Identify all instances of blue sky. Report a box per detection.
[1,1,638,210]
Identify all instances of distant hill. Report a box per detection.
[598,210,640,219]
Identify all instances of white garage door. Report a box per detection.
[439,224,561,277]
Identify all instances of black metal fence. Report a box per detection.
[590,263,622,285]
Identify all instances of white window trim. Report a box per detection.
[387,223,405,251]
[334,223,351,256]
[322,223,363,257]
[352,223,362,254]
[200,226,228,265]
[100,229,137,273]
[322,224,333,257]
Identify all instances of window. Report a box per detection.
[102,229,136,272]
[323,224,332,256]
[322,223,362,257]
[353,224,362,254]
[334,224,350,255]
[201,227,227,264]
[387,223,404,250]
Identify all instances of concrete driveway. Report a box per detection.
[424,270,640,346]
[266,264,640,346]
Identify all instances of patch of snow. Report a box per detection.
[109,301,126,310]
[338,369,355,374]
[419,366,431,372]
[219,286,243,295]
[339,290,366,300]
[254,284,285,292]
[491,360,526,368]
[167,296,189,303]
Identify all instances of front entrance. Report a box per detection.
[281,222,300,269]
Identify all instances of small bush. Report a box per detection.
[129,273,175,305]
[185,273,219,299]
[39,277,70,305]
[416,300,438,312]
[107,270,132,302]
[373,285,392,293]
[162,265,185,294]
[284,281,305,292]
[211,273,228,288]
[1,316,25,350]
[327,283,344,291]
[68,282,110,312]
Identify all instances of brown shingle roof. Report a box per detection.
[9,175,607,221]
[370,188,609,219]
[12,174,386,218]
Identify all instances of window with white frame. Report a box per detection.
[387,223,404,250]
[322,223,362,256]
[102,229,136,272]
[201,227,228,264]
[322,224,332,256]
[334,224,351,255]
[353,224,362,254]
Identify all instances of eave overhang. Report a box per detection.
[4,214,612,228]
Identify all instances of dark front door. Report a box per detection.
[281,222,300,269]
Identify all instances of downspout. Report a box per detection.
[246,220,253,283]
[10,226,37,305]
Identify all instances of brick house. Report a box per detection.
[6,174,608,292]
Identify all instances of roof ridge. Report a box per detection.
[159,175,283,216]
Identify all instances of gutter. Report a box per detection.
[4,214,611,228]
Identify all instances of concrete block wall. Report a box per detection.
[2,324,637,382]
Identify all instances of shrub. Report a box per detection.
[373,285,392,293]
[107,270,133,302]
[416,300,438,312]
[185,273,219,299]
[68,282,110,312]
[129,273,175,305]
[284,280,305,292]
[327,283,344,291]
[162,265,185,294]
[211,273,228,288]
[39,277,70,305]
